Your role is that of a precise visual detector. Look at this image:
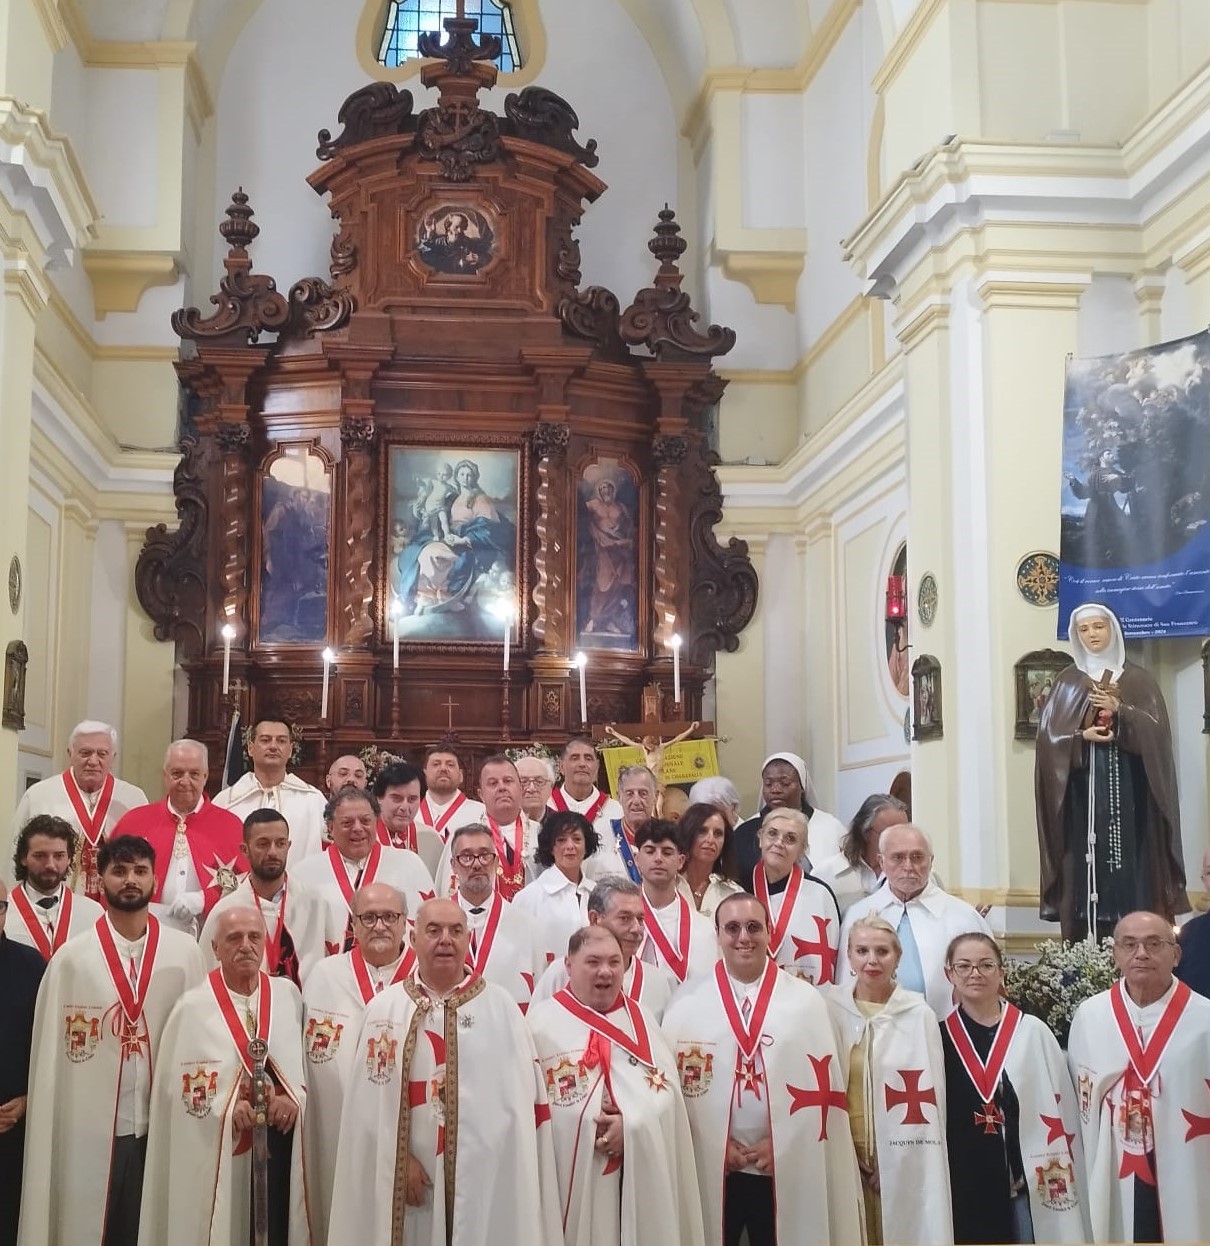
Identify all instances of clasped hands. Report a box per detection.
[1082,686,1120,743]
[0,1096,26,1134]
[232,1079,298,1138]
[725,1137,774,1175]
[594,1098,624,1162]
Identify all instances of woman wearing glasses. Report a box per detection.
[941,933,1089,1244]
[824,915,952,1245]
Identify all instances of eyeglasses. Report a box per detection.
[356,912,403,928]
[949,960,1000,977]
[885,851,930,866]
[1115,937,1176,955]
[761,828,802,847]
[453,850,498,867]
[519,777,551,789]
[720,921,767,938]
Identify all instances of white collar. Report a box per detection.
[1122,976,1179,1023]
[725,967,763,1006]
[540,867,590,896]
[168,795,205,819]
[457,889,496,913]
[643,887,680,913]
[105,915,148,955]
[872,879,945,916]
[426,790,464,811]
[23,881,63,904]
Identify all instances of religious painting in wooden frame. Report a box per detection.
[256,445,333,645]
[385,445,520,643]
[1014,648,1072,740]
[575,460,641,651]
[414,205,497,277]
[911,654,943,741]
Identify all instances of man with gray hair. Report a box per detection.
[531,874,677,1019]
[839,822,991,1016]
[8,719,147,899]
[586,764,659,883]
[109,739,245,935]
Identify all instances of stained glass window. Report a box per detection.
[378,1,522,73]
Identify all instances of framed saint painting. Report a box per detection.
[386,447,520,642]
[575,462,640,650]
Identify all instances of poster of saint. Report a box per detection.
[1058,330,1210,637]
[257,448,331,644]
[575,463,639,650]
[387,448,518,641]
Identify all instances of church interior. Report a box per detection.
[3,0,1210,949]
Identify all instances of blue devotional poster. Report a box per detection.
[1058,330,1210,639]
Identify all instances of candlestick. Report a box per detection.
[220,623,235,695]
[670,632,682,705]
[575,651,588,724]
[390,598,402,671]
[321,647,335,719]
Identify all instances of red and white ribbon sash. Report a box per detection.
[208,968,272,1078]
[549,787,608,823]
[418,791,467,838]
[1110,979,1191,1088]
[326,842,382,913]
[626,957,645,1002]
[97,914,161,1032]
[465,890,504,976]
[486,816,526,897]
[63,771,115,846]
[376,817,417,855]
[253,888,288,975]
[753,864,803,957]
[350,944,415,1003]
[554,987,654,1068]
[11,885,72,960]
[944,1002,1022,1103]
[642,893,691,983]
[716,958,778,1061]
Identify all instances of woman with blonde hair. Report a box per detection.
[824,915,953,1245]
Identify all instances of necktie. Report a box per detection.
[35,895,57,910]
[741,996,753,1024]
[469,906,486,915]
[129,957,138,989]
[896,908,926,995]
[342,865,365,953]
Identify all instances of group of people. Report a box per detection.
[1,725,1208,1245]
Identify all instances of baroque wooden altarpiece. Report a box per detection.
[136,16,758,786]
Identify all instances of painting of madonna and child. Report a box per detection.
[387,448,518,641]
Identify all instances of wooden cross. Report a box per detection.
[440,696,459,732]
[591,681,713,746]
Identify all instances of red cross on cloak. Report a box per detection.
[1184,1079,1210,1142]
[408,1030,448,1155]
[1040,1094,1076,1158]
[789,915,837,984]
[787,1052,847,1141]
[884,1069,938,1125]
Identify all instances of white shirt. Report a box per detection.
[214,771,327,865]
[724,968,771,1165]
[111,922,152,1138]
[21,881,63,935]
[419,792,487,841]
[457,890,495,943]
[839,880,992,1017]
[511,868,595,962]
[1123,976,1179,1043]
[156,798,205,932]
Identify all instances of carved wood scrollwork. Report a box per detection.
[531,421,570,655]
[687,447,759,665]
[503,87,599,167]
[316,83,416,161]
[340,417,376,646]
[135,438,209,654]
[652,434,689,653]
[282,277,355,337]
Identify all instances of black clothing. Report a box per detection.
[724,1171,776,1246]
[103,1133,148,1246]
[1176,910,1210,999]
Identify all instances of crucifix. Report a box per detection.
[440,695,459,733]
[593,681,713,789]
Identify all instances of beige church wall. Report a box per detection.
[1147,0,1210,107]
[1,0,55,108]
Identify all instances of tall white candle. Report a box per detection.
[390,599,402,671]
[220,623,235,695]
[321,647,335,719]
[671,633,682,705]
[575,651,588,723]
[503,612,512,673]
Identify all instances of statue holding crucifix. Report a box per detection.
[1035,603,1188,940]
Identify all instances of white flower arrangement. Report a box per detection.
[1003,937,1119,1046]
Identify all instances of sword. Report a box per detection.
[248,1036,270,1246]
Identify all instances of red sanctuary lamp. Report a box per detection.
[885,575,907,621]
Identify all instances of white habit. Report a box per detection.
[458,888,548,1010]
[512,866,597,962]
[533,954,677,1022]
[639,890,719,984]
[755,863,842,985]
[434,815,539,899]
[5,881,104,960]
[811,850,881,916]
[416,790,486,841]
[213,770,327,866]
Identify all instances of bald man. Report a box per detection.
[326,754,368,798]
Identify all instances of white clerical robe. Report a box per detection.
[138,972,310,1246]
[416,790,486,841]
[1068,979,1210,1243]
[664,964,866,1246]
[512,867,597,962]
[533,954,678,1021]
[823,982,954,1245]
[198,876,341,987]
[585,819,642,883]
[328,973,564,1246]
[6,771,147,891]
[434,816,540,898]
[17,917,204,1246]
[811,851,881,916]
[5,882,104,960]
[213,770,327,866]
[756,865,842,985]
[548,785,623,831]
[528,989,705,1246]
[459,889,548,1011]
[290,842,435,940]
[639,891,719,984]
[301,946,415,1243]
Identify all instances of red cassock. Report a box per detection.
[110,799,246,919]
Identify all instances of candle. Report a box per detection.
[575,651,588,724]
[321,647,335,719]
[220,623,235,695]
[670,632,682,705]
[390,598,402,671]
[503,612,512,673]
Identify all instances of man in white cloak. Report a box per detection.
[301,883,415,1243]
[18,833,204,1246]
[1068,909,1210,1243]
[327,898,563,1245]
[663,894,865,1246]
[138,907,309,1246]
[6,815,104,959]
[634,819,718,984]
[528,924,706,1246]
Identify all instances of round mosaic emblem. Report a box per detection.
[1016,552,1060,607]
[917,573,938,627]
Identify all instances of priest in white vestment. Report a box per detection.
[448,824,546,1009]
[291,787,434,950]
[1069,910,1210,1244]
[548,735,623,833]
[328,898,563,1245]
[302,883,416,1243]
[18,834,204,1246]
[533,875,677,1020]
[418,746,486,840]
[213,718,327,865]
[633,819,718,984]
[199,808,341,987]
[665,894,866,1246]
[528,924,705,1245]
[7,720,146,897]
[586,764,657,882]
[6,815,103,959]
[435,755,539,899]
[138,907,309,1246]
